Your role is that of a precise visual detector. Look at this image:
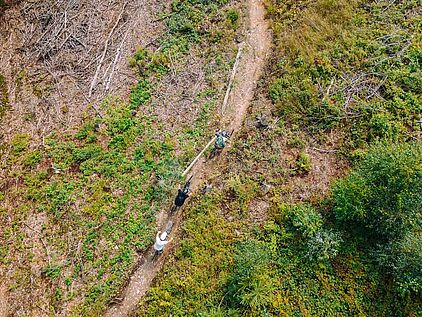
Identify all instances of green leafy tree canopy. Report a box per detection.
[333,142,421,241]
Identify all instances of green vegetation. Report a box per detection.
[374,231,422,298]
[284,203,322,238]
[141,148,421,315]
[0,73,9,119]
[226,9,240,28]
[333,142,421,241]
[333,142,421,297]
[267,0,420,152]
[225,240,273,314]
[2,81,178,314]
[294,152,311,175]
[1,0,243,315]
[140,0,421,316]
[141,145,421,316]
[1,0,420,315]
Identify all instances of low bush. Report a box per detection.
[294,152,311,175]
[225,240,273,313]
[11,133,30,156]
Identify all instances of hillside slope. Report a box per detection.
[0,0,245,315]
[138,0,421,316]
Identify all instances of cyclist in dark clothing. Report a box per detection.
[170,184,190,214]
[175,188,189,207]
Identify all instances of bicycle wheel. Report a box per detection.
[209,148,217,159]
[170,205,177,215]
[183,175,193,193]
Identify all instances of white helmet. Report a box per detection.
[160,232,168,240]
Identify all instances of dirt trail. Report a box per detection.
[0,284,8,317]
[104,0,270,316]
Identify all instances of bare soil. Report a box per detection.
[0,283,8,317]
[104,0,271,316]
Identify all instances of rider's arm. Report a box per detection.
[162,239,171,245]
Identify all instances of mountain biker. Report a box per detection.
[174,184,189,208]
[215,130,230,150]
[153,231,172,258]
[170,176,192,214]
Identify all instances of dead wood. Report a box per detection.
[89,2,128,98]
[221,44,243,114]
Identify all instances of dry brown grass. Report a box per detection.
[280,0,360,62]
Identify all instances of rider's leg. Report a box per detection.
[152,249,162,261]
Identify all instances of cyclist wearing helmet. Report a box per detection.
[215,130,230,150]
[153,231,172,259]
[175,186,189,207]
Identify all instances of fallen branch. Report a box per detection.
[312,147,338,153]
[105,28,130,92]
[326,78,335,97]
[89,2,128,98]
[182,136,216,177]
[221,44,243,114]
[366,76,388,100]
[374,40,412,66]
[383,0,397,12]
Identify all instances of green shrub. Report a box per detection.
[47,140,76,170]
[75,122,98,142]
[148,52,170,75]
[43,264,62,279]
[23,150,42,168]
[286,136,306,149]
[129,47,148,68]
[374,231,422,298]
[11,134,30,156]
[129,48,169,77]
[129,79,151,109]
[294,152,311,175]
[284,203,323,238]
[306,229,343,263]
[226,9,239,28]
[368,112,402,141]
[44,181,75,218]
[225,240,274,313]
[73,144,102,163]
[333,142,421,241]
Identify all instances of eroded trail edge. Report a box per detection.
[105,0,270,315]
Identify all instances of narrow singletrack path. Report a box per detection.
[105,1,270,316]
